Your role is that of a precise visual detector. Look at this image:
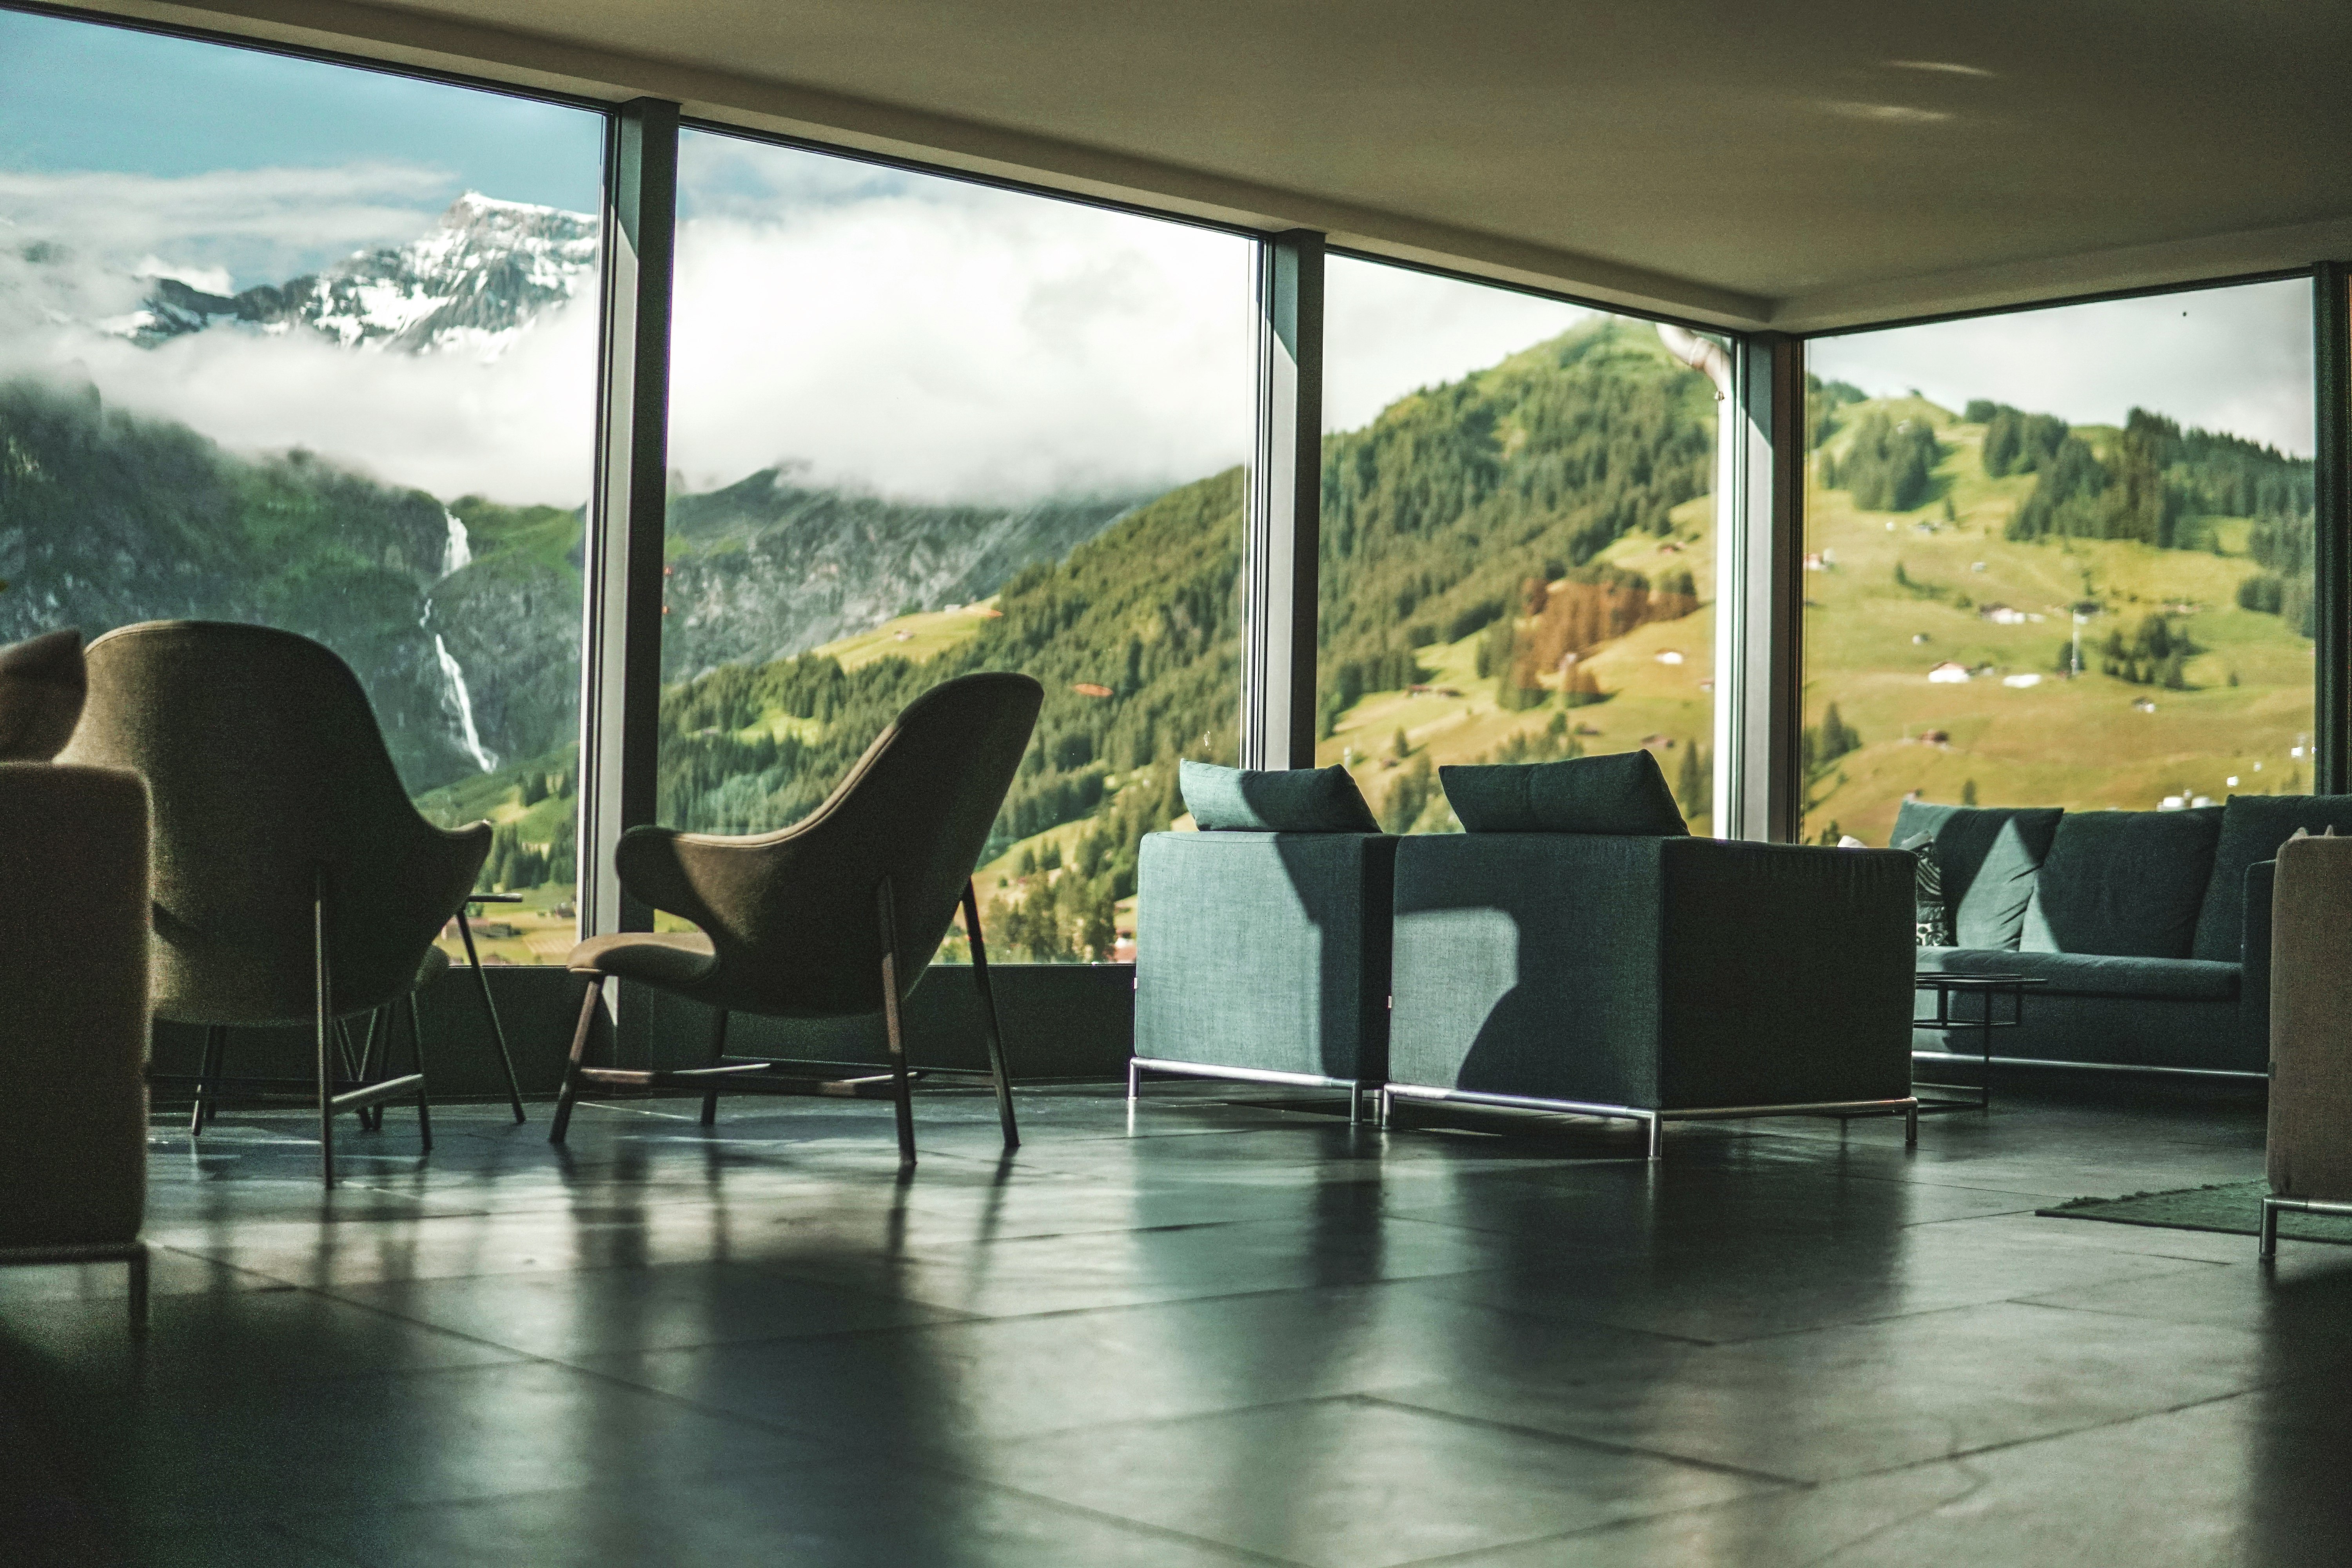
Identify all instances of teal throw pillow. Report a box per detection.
[1888,800,2063,949]
[1179,760,1381,833]
[1441,750,1689,835]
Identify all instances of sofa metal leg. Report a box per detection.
[1348,1083,1364,1125]
[2260,1196,2281,1260]
[1126,1057,1141,1103]
[1643,1113,1663,1162]
[1905,1102,1919,1147]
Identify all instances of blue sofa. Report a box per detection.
[1902,794,2352,1076]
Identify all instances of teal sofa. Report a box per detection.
[1132,829,1397,1119]
[1386,833,1919,1155]
[1902,794,2352,1077]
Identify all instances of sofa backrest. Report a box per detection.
[1889,801,2062,950]
[2020,807,2220,958]
[2192,794,2352,961]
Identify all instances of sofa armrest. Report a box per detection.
[2241,858,2277,1052]
[0,763,150,1248]
[1136,830,1396,1081]
[1657,839,1917,1106]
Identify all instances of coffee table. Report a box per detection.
[1913,972,2045,1112]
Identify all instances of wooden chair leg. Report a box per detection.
[700,1008,729,1127]
[405,994,433,1154]
[549,976,604,1145]
[961,880,1018,1151]
[877,879,916,1169]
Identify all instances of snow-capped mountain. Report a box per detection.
[116,192,597,357]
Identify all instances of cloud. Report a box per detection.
[1810,279,2315,456]
[1324,256,1601,432]
[665,177,1257,504]
[0,163,458,287]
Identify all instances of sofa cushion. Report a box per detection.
[2020,807,2220,958]
[1441,750,1688,835]
[2192,794,2352,961]
[1179,760,1380,833]
[1918,946,2239,1002]
[0,629,86,762]
[1888,802,2063,950]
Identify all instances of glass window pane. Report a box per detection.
[0,12,603,964]
[662,132,1253,961]
[1802,280,2316,842]
[1320,257,1722,833]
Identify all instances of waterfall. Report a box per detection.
[434,631,498,771]
[426,508,496,772]
[442,509,474,576]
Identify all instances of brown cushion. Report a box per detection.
[0,629,86,761]
[567,930,719,990]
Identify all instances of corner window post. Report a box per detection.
[1242,230,1324,769]
[2315,261,2350,793]
[1717,334,1805,841]
[581,98,679,940]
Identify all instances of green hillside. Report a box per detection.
[1799,390,2316,844]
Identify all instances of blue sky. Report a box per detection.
[0,7,600,281]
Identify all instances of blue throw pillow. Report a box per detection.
[1440,750,1689,835]
[1179,760,1381,833]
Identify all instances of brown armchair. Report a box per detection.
[551,671,1043,1167]
[60,621,493,1186]
[2263,833,2352,1255]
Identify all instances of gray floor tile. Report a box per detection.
[966,1396,1782,1568]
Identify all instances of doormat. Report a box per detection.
[2036,1180,2352,1245]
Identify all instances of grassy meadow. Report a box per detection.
[1799,401,2314,845]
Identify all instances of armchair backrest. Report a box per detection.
[615,671,1042,1018]
[2268,834,2352,1200]
[59,621,489,1025]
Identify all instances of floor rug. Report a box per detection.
[2037,1180,2352,1245]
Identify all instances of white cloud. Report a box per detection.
[1809,279,2316,456]
[0,163,456,287]
[1324,256,1601,432]
[665,182,1256,503]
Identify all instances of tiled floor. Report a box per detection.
[4,1080,2348,1566]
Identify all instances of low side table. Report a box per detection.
[1913,973,2044,1112]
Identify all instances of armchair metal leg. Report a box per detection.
[961,879,1018,1151]
[1127,1057,1141,1103]
[127,1242,149,1339]
[701,1009,729,1127]
[456,909,528,1124]
[877,879,916,1169]
[189,1024,226,1135]
[405,995,433,1154]
[2261,1196,2282,1260]
[549,976,604,1144]
[314,869,336,1189]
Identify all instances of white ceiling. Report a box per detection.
[68,0,2352,329]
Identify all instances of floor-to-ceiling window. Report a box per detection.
[1801,279,2317,842]
[1318,258,1722,833]
[0,12,604,962]
[660,132,1254,961]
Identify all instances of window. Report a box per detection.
[1318,257,1722,833]
[0,12,604,962]
[1802,279,2317,842]
[659,132,1254,961]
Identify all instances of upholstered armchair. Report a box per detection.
[2262,833,2352,1255]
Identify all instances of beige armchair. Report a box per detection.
[2262,833,2352,1256]
[0,761,152,1332]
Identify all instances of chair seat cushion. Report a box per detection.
[1918,946,2239,1001]
[567,930,719,990]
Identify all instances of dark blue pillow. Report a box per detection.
[1440,750,1688,835]
[1179,760,1380,833]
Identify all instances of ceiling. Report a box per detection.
[66,0,2352,329]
